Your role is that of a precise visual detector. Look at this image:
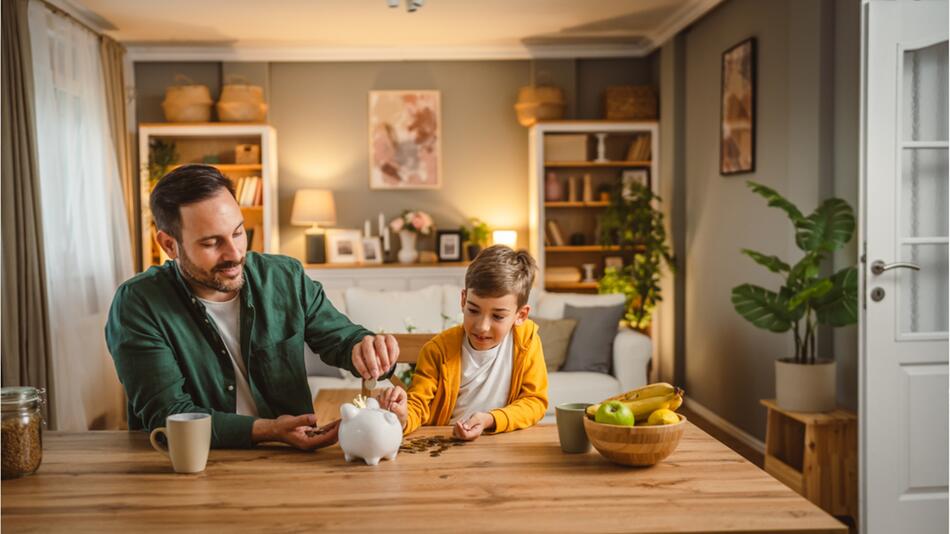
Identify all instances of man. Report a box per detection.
[105,164,398,449]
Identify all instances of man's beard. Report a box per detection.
[177,248,246,294]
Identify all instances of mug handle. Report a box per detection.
[149,427,170,457]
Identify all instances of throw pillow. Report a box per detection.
[530,317,578,372]
[561,302,626,374]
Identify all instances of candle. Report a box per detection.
[364,220,371,238]
[383,227,390,252]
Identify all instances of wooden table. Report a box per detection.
[1,425,846,533]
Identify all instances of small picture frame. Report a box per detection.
[621,169,649,200]
[720,37,756,175]
[604,256,624,271]
[325,229,363,264]
[361,237,383,264]
[437,230,463,262]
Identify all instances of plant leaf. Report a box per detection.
[732,284,794,332]
[747,181,804,222]
[795,198,855,253]
[741,249,791,273]
[788,278,834,310]
[813,267,859,326]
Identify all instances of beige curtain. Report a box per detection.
[99,35,138,268]
[1,0,56,426]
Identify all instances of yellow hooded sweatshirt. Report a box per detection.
[403,320,549,435]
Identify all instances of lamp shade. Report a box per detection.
[492,230,517,248]
[291,189,337,226]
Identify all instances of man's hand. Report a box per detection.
[252,414,340,450]
[352,334,399,380]
[453,412,495,441]
[376,386,408,429]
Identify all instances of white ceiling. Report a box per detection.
[66,0,721,61]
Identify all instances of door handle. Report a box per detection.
[870,260,921,275]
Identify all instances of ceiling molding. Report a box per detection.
[45,0,116,33]
[646,0,724,48]
[126,42,654,62]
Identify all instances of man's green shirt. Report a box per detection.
[105,252,379,448]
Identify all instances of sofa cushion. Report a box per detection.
[545,371,622,415]
[561,303,626,374]
[344,285,444,333]
[530,317,577,372]
[533,291,626,320]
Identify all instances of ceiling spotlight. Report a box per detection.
[387,0,399,6]
[387,0,425,12]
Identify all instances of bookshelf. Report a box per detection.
[138,123,279,271]
[528,120,660,293]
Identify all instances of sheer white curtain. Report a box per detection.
[28,2,133,430]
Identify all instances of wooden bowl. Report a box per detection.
[583,413,687,466]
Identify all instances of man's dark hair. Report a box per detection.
[150,164,235,241]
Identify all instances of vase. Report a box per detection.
[775,359,836,412]
[398,230,419,264]
[544,172,563,201]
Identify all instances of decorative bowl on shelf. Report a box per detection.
[583,413,686,466]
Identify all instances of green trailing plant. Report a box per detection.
[148,139,178,191]
[731,181,858,365]
[460,218,491,247]
[597,181,675,330]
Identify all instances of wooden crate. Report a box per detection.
[761,399,858,526]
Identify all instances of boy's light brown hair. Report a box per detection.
[465,245,537,307]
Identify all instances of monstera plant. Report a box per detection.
[731,181,858,411]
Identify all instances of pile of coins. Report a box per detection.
[399,436,466,457]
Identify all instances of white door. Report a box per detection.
[863,1,949,533]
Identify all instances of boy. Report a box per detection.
[378,245,548,440]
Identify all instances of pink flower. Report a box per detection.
[390,218,404,232]
[411,214,424,230]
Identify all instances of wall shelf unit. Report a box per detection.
[138,123,279,271]
[528,120,660,293]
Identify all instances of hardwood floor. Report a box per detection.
[678,404,764,468]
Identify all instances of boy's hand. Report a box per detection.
[453,412,494,441]
[376,386,408,428]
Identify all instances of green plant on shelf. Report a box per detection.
[597,181,674,330]
[148,139,178,191]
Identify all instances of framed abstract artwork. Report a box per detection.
[369,90,442,189]
[720,37,756,175]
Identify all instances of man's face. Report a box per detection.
[161,188,247,299]
[459,289,530,351]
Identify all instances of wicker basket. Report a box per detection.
[217,84,268,122]
[162,76,213,122]
[515,85,565,126]
[605,85,658,120]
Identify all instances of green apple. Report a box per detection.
[594,400,635,426]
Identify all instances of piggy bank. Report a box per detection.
[339,397,402,466]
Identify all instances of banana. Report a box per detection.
[600,382,677,404]
[587,387,685,420]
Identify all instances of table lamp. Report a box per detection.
[291,189,337,264]
[492,230,518,249]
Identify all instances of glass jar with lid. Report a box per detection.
[1,386,45,479]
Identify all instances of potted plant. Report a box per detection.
[597,181,675,332]
[731,181,858,413]
[389,210,434,264]
[459,218,491,261]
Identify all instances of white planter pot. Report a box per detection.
[397,230,419,264]
[775,359,837,413]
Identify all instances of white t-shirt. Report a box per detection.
[450,330,513,424]
[199,295,259,417]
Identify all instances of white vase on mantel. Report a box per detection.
[398,230,419,264]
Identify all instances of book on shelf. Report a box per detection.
[235,176,262,207]
[625,135,652,162]
[546,219,566,246]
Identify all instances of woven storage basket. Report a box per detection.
[162,76,213,122]
[605,85,658,120]
[217,83,268,122]
[515,85,565,126]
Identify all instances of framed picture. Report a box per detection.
[604,256,624,271]
[325,229,363,264]
[436,230,463,262]
[720,37,756,175]
[369,90,442,190]
[621,169,650,200]
[361,237,383,264]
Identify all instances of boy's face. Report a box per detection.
[459,289,530,351]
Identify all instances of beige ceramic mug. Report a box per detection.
[149,413,212,473]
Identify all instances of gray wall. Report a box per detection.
[133,57,657,259]
[662,0,860,440]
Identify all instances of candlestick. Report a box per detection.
[364,220,371,238]
[383,227,390,252]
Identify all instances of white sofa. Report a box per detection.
[305,284,652,422]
